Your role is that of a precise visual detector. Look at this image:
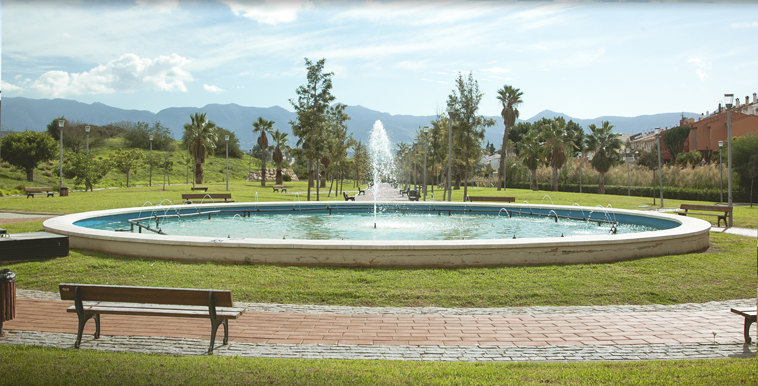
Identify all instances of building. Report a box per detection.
[684,93,758,161]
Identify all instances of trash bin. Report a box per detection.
[59,187,69,197]
[0,269,16,336]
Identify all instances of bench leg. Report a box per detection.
[223,319,229,345]
[75,313,98,348]
[745,317,754,344]
[208,318,223,354]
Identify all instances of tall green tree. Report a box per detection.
[585,121,622,194]
[110,148,144,188]
[271,130,290,185]
[290,58,335,201]
[252,117,275,186]
[447,72,495,200]
[0,131,58,182]
[496,85,523,191]
[662,126,691,162]
[182,113,218,185]
[516,129,543,191]
[324,103,353,195]
[352,141,370,186]
[63,153,113,192]
[540,118,573,191]
[123,121,174,151]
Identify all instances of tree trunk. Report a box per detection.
[307,158,312,201]
[599,172,606,194]
[463,159,469,201]
[551,166,558,191]
[195,162,203,185]
[126,171,131,188]
[25,168,34,182]
[530,169,538,191]
[275,167,283,185]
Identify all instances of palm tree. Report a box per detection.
[496,85,524,191]
[516,129,543,191]
[252,117,275,186]
[183,113,217,185]
[271,130,290,185]
[396,142,410,188]
[540,118,572,191]
[586,121,622,194]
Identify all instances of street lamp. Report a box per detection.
[85,126,91,157]
[413,141,418,191]
[248,147,253,175]
[725,93,734,227]
[718,140,724,203]
[422,127,429,201]
[58,120,64,190]
[626,147,631,196]
[148,134,154,187]
[225,135,230,192]
[446,107,454,202]
[655,128,664,208]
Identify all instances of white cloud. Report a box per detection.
[484,66,511,75]
[223,0,313,25]
[2,80,23,92]
[689,58,711,83]
[204,84,224,93]
[695,69,708,82]
[28,53,193,97]
[731,21,758,28]
[135,0,179,13]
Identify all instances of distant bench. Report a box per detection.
[272,185,287,193]
[59,284,245,354]
[357,186,365,195]
[25,187,55,198]
[466,196,515,203]
[677,204,732,227]
[343,192,355,201]
[191,186,208,192]
[731,308,757,344]
[182,193,233,204]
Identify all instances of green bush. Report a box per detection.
[506,181,745,203]
[283,174,292,182]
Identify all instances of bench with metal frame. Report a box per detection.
[343,192,355,201]
[731,308,757,344]
[25,187,55,198]
[357,186,365,195]
[272,185,287,193]
[465,196,516,203]
[677,204,732,227]
[59,284,245,354]
[181,193,233,204]
[191,186,209,192]
[407,190,420,201]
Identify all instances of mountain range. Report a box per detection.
[1,97,699,148]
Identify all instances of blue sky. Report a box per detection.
[2,0,757,120]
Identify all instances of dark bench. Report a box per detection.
[191,186,208,192]
[272,185,287,193]
[59,284,246,353]
[677,204,732,227]
[182,193,233,204]
[357,186,365,195]
[408,190,420,201]
[731,308,757,344]
[343,192,355,201]
[25,187,55,198]
[466,196,515,203]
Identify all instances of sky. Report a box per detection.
[2,0,757,120]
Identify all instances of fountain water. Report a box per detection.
[367,121,396,223]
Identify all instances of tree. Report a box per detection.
[63,153,113,191]
[675,151,702,167]
[323,103,353,195]
[159,152,175,191]
[747,154,758,207]
[732,134,758,197]
[507,122,532,157]
[290,58,335,201]
[110,148,144,187]
[252,117,275,186]
[271,130,290,185]
[46,117,96,154]
[123,121,174,151]
[516,129,543,191]
[0,131,58,182]
[496,85,523,191]
[447,72,495,200]
[214,128,243,158]
[662,126,691,162]
[540,118,573,191]
[182,113,218,185]
[352,141,370,186]
[585,121,622,194]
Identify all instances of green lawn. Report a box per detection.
[0,345,755,386]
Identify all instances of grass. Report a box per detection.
[0,345,755,386]
[3,232,754,308]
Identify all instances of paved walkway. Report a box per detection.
[1,291,755,360]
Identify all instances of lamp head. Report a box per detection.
[225,135,230,141]
[85,125,91,133]
[58,120,65,128]
[654,127,660,136]
[149,134,154,141]
[718,140,723,148]
[724,93,734,108]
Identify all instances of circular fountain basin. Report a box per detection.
[43,201,711,267]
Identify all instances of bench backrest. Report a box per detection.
[680,204,732,212]
[25,187,52,192]
[467,196,515,202]
[59,284,234,307]
[181,193,232,199]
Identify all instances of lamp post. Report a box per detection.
[58,120,64,190]
[655,128,664,208]
[248,147,253,175]
[413,141,418,191]
[626,147,631,196]
[719,140,724,203]
[446,108,453,202]
[725,93,734,227]
[579,153,583,194]
[422,127,429,201]
[225,135,230,192]
[148,134,154,187]
[85,126,91,157]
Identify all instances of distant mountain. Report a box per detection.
[1,97,698,149]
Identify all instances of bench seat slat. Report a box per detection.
[66,305,245,319]
[59,284,234,307]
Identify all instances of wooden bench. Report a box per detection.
[357,186,365,195]
[408,190,420,201]
[191,186,208,192]
[25,187,55,198]
[731,308,757,344]
[677,204,732,227]
[182,193,233,204]
[466,196,515,203]
[272,185,287,193]
[343,192,355,201]
[59,284,245,354]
